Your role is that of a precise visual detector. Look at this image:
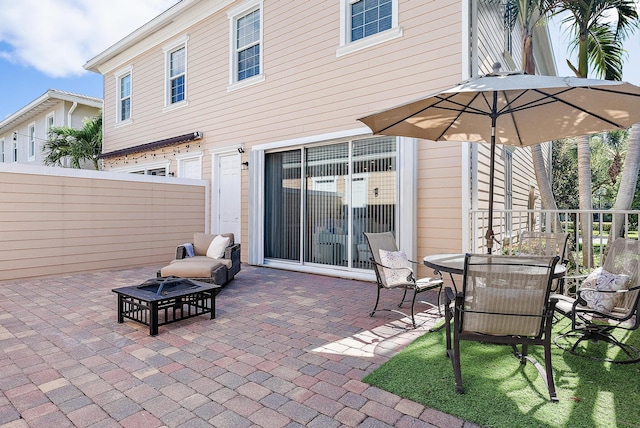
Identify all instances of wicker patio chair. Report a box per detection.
[553,238,640,363]
[445,254,560,401]
[363,232,443,328]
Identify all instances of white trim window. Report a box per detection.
[227,0,264,91]
[28,123,36,160]
[504,147,513,234]
[112,161,170,176]
[0,138,4,162]
[46,113,55,135]
[115,66,132,123]
[337,0,402,57]
[163,35,189,109]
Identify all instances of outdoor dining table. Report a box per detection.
[423,253,567,292]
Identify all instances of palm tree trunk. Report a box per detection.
[577,134,593,267]
[611,123,640,239]
[522,28,561,232]
[531,144,562,231]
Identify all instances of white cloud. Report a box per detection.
[0,0,179,77]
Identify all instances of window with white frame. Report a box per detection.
[504,148,513,233]
[163,36,188,108]
[0,139,4,162]
[115,67,132,123]
[228,0,264,89]
[337,0,401,56]
[504,3,515,55]
[28,123,36,160]
[46,113,54,135]
[127,168,166,176]
[113,161,169,176]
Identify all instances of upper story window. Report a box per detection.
[504,3,515,55]
[28,123,36,160]
[351,0,392,41]
[337,0,401,57]
[163,35,189,110]
[236,9,260,80]
[169,48,185,103]
[115,67,132,123]
[227,0,264,91]
[0,139,4,162]
[46,113,54,134]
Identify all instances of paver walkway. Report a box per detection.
[0,265,478,427]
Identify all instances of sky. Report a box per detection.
[0,1,639,120]
[0,0,179,120]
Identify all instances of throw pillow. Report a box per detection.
[580,267,630,313]
[378,249,413,286]
[206,235,230,259]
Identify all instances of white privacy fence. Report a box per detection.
[471,209,639,273]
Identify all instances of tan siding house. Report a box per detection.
[85,0,557,281]
[0,90,102,169]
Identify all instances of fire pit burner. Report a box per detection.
[137,277,199,296]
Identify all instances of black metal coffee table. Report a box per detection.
[113,277,221,336]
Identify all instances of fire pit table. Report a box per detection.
[112,277,221,336]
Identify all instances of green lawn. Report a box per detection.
[364,318,640,428]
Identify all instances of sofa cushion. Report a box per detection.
[169,256,232,269]
[193,233,235,256]
[207,235,230,259]
[161,257,227,278]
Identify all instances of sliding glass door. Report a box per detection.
[264,136,397,270]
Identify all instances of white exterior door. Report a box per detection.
[215,153,241,241]
[179,156,202,179]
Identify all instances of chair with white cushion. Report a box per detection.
[158,233,241,286]
[553,238,640,363]
[363,232,443,328]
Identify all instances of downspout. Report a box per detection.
[461,0,477,253]
[62,101,79,168]
[67,101,78,126]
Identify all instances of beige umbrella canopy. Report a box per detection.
[358,70,640,252]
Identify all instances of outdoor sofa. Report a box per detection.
[158,233,241,286]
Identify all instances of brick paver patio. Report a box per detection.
[0,264,478,427]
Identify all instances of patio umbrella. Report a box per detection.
[358,68,640,253]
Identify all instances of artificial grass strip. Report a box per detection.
[363,319,640,428]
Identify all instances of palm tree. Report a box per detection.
[494,0,563,230]
[556,0,638,264]
[611,123,640,239]
[42,114,102,170]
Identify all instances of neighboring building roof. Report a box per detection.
[0,89,103,133]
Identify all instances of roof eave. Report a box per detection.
[83,0,197,73]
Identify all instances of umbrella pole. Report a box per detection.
[486,97,498,254]
[486,139,495,254]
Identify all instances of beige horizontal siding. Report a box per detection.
[0,165,207,281]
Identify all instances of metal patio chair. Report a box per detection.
[517,231,570,293]
[553,238,640,363]
[445,254,560,401]
[363,232,443,328]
